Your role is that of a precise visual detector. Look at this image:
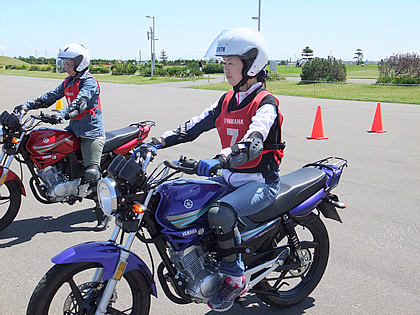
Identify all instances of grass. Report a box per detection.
[0,68,200,85]
[275,64,379,79]
[0,68,67,79]
[1,61,418,104]
[190,80,420,105]
[0,56,29,66]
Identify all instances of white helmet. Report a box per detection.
[56,43,90,73]
[215,28,269,77]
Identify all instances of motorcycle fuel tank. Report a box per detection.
[155,178,231,231]
[26,128,80,169]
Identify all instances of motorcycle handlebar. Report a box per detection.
[31,113,59,125]
[163,159,197,175]
[30,114,49,124]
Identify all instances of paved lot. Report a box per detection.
[0,75,419,314]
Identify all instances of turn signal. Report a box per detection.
[12,138,19,144]
[132,203,144,214]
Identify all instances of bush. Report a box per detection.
[300,57,346,82]
[40,65,54,71]
[184,63,202,76]
[393,76,419,84]
[154,67,169,76]
[378,53,420,84]
[377,76,392,84]
[5,64,28,70]
[267,70,285,81]
[90,65,111,74]
[139,64,152,76]
[166,66,184,76]
[111,63,137,75]
[29,65,40,71]
[203,62,224,74]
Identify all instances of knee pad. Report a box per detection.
[208,202,238,233]
[84,164,101,183]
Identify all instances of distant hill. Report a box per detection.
[0,56,29,66]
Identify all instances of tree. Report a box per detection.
[160,49,168,64]
[354,49,364,65]
[301,46,314,62]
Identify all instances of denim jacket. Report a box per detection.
[24,70,105,138]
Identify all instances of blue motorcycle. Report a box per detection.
[27,143,347,314]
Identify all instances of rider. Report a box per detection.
[14,43,109,232]
[160,28,285,312]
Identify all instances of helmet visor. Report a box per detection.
[56,58,66,73]
[56,58,75,74]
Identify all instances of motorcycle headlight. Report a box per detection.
[98,177,118,216]
[0,126,4,144]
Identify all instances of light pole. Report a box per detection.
[251,0,261,31]
[146,15,156,78]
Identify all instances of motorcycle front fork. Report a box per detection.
[0,130,26,186]
[0,151,14,185]
[89,223,123,284]
[93,189,155,315]
[93,216,143,315]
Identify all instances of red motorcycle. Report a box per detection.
[0,109,153,232]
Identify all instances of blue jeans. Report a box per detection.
[208,172,281,276]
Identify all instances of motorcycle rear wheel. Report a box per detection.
[254,213,330,307]
[27,262,151,315]
[0,180,22,232]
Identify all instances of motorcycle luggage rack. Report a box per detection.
[130,120,155,141]
[303,156,348,172]
[303,157,348,193]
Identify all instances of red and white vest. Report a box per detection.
[64,74,102,120]
[215,90,284,170]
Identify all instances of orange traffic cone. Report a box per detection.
[367,103,387,133]
[307,106,329,140]
[53,98,64,111]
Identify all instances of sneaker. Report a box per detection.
[207,275,248,312]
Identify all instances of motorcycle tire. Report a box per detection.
[0,180,22,232]
[254,212,330,307]
[27,262,151,315]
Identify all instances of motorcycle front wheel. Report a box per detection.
[254,212,330,307]
[0,180,22,232]
[27,262,151,315]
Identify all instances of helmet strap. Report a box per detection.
[233,76,250,93]
[233,56,255,92]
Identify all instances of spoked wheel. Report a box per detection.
[0,180,22,232]
[254,213,330,307]
[27,262,151,315]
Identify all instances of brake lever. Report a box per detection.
[163,160,196,175]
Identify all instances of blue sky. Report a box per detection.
[0,0,419,62]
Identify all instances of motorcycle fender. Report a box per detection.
[317,201,342,223]
[0,166,26,196]
[51,241,157,296]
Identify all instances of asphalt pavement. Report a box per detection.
[0,74,419,315]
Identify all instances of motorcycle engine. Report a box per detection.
[169,244,222,302]
[37,165,90,201]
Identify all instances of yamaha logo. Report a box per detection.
[184,199,193,209]
[182,228,197,237]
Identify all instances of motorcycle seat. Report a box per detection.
[103,126,140,153]
[247,167,327,223]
